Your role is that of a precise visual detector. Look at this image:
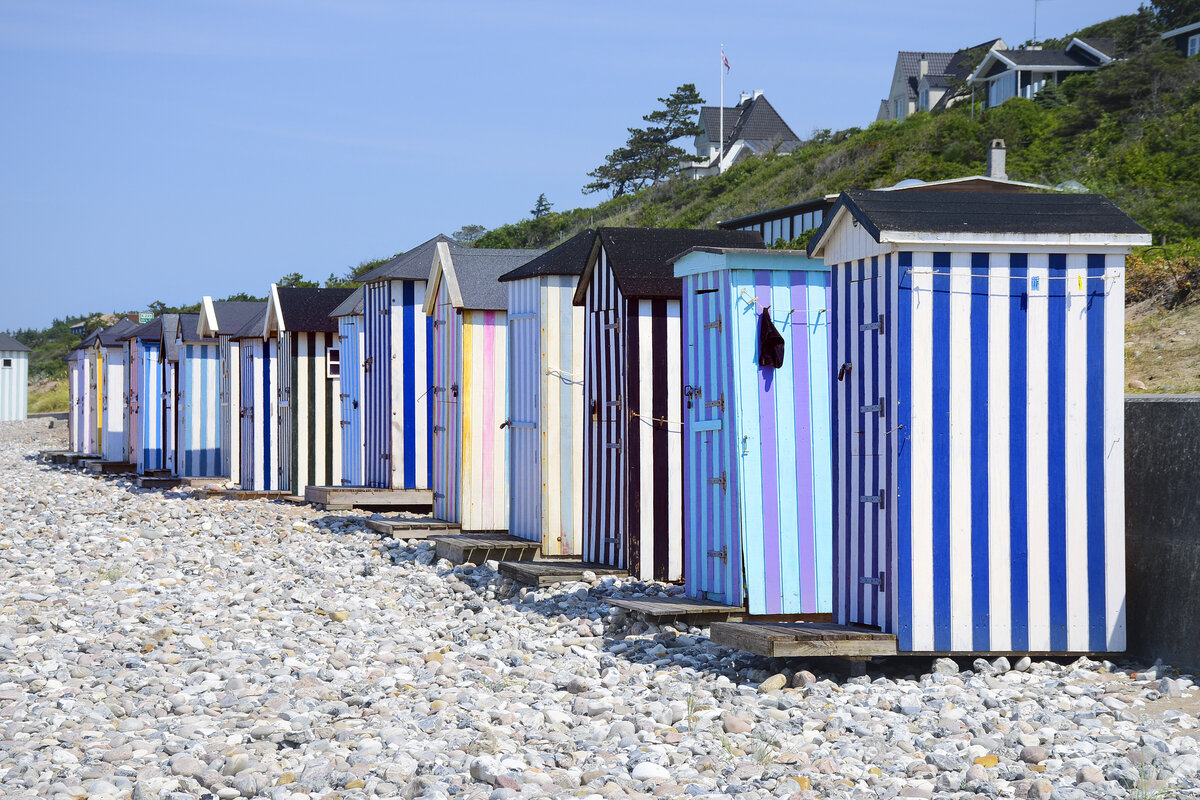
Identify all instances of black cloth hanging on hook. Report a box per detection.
[758,306,786,369]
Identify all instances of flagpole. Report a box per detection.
[719,44,724,174]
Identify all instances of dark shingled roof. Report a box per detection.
[698,94,800,153]
[445,249,547,310]
[72,329,101,353]
[814,190,1148,248]
[178,313,213,345]
[229,304,269,340]
[1001,49,1091,68]
[359,234,459,283]
[161,315,181,361]
[0,332,30,352]
[126,317,163,342]
[329,286,364,318]
[498,230,595,282]
[894,51,956,100]
[212,301,263,335]
[275,287,354,333]
[97,318,139,347]
[593,228,766,300]
[1075,37,1117,58]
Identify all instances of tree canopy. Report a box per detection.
[584,84,706,197]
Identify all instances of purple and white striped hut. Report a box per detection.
[809,190,1150,654]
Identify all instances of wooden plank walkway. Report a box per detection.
[710,621,897,659]
[606,595,746,621]
[434,534,539,565]
[499,560,626,587]
[366,517,460,539]
[304,486,433,511]
[85,460,136,474]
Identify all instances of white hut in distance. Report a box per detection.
[0,332,30,422]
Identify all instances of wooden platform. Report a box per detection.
[85,460,136,474]
[136,476,180,489]
[434,534,540,565]
[366,516,460,539]
[50,452,100,465]
[304,485,434,511]
[710,621,898,658]
[499,559,627,587]
[607,595,747,622]
[217,490,294,501]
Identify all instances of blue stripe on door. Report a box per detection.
[970,252,990,651]
[1047,252,1068,651]
[1009,253,1029,651]
[402,280,417,488]
[931,252,951,652]
[1085,253,1107,650]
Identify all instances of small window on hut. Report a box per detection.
[1,358,11,368]
[326,348,340,379]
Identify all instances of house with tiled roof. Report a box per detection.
[683,91,801,178]
[877,39,1007,122]
[968,38,1117,108]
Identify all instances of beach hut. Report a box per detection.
[67,333,96,452]
[808,189,1150,653]
[0,332,30,422]
[497,230,593,555]
[262,285,352,496]
[671,246,833,615]
[123,316,177,475]
[94,318,138,463]
[424,243,545,530]
[330,288,365,486]
[233,304,278,492]
[573,228,765,582]
[175,313,222,477]
[356,235,452,491]
[161,314,180,474]
[199,300,263,485]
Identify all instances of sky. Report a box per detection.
[0,0,1146,331]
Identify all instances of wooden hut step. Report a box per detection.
[136,476,180,489]
[218,490,294,501]
[85,460,137,474]
[366,517,460,539]
[433,534,540,565]
[51,452,100,465]
[710,621,898,659]
[304,486,434,511]
[499,560,627,587]
[606,595,748,622]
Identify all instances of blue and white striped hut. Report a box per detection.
[175,313,222,477]
[330,288,365,486]
[809,190,1150,654]
[232,303,278,491]
[0,332,30,423]
[355,235,452,491]
[160,314,181,474]
[573,228,764,582]
[498,230,594,556]
[93,318,138,463]
[671,246,833,616]
[199,300,264,485]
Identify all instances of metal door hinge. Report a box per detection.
[860,397,885,415]
[707,546,728,562]
[705,393,725,413]
[433,425,446,432]
[859,571,886,592]
[859,314,886,333]
[704,315,722,333]
[860,490,887,509]
[708,471,727,492]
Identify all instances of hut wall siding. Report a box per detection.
[239,339,278,490]
[275,331,339,495]
[831,247,1126,653]
[363,279,433,490]
[459,310,509,531]
[338,315,365,486]
[431,281,461,522]
[126,342,139,468]
[101,347,126,462]
[218,335,240,480]
[91,349,102,453]
[69,352,91,451]
[136,341,163,474]
[0,350,28,422]
[163,359,176,474]
[178,343,221,477]
[680,263,833,614]
[581,249,683,582]
[506,276,586,554]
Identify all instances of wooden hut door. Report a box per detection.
[686,287,736,605]
[277,334,293,494]
[239,341,257,489]
[506,306,541,543]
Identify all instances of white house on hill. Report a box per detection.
[684,91,801,178]
[968,38,1117,108]
[878,39,1007,122]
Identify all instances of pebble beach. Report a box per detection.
[2,419,1198,800]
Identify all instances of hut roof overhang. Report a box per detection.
[263,285,354,337]
[423,242,546,314]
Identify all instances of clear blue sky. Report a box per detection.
[1,0,1144,330]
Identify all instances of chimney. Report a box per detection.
[739,91,751,104]
[987,139,1007,180]
[752,89,763,100]
[919,54,928,77]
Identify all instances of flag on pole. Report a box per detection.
[722,49,731,72]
